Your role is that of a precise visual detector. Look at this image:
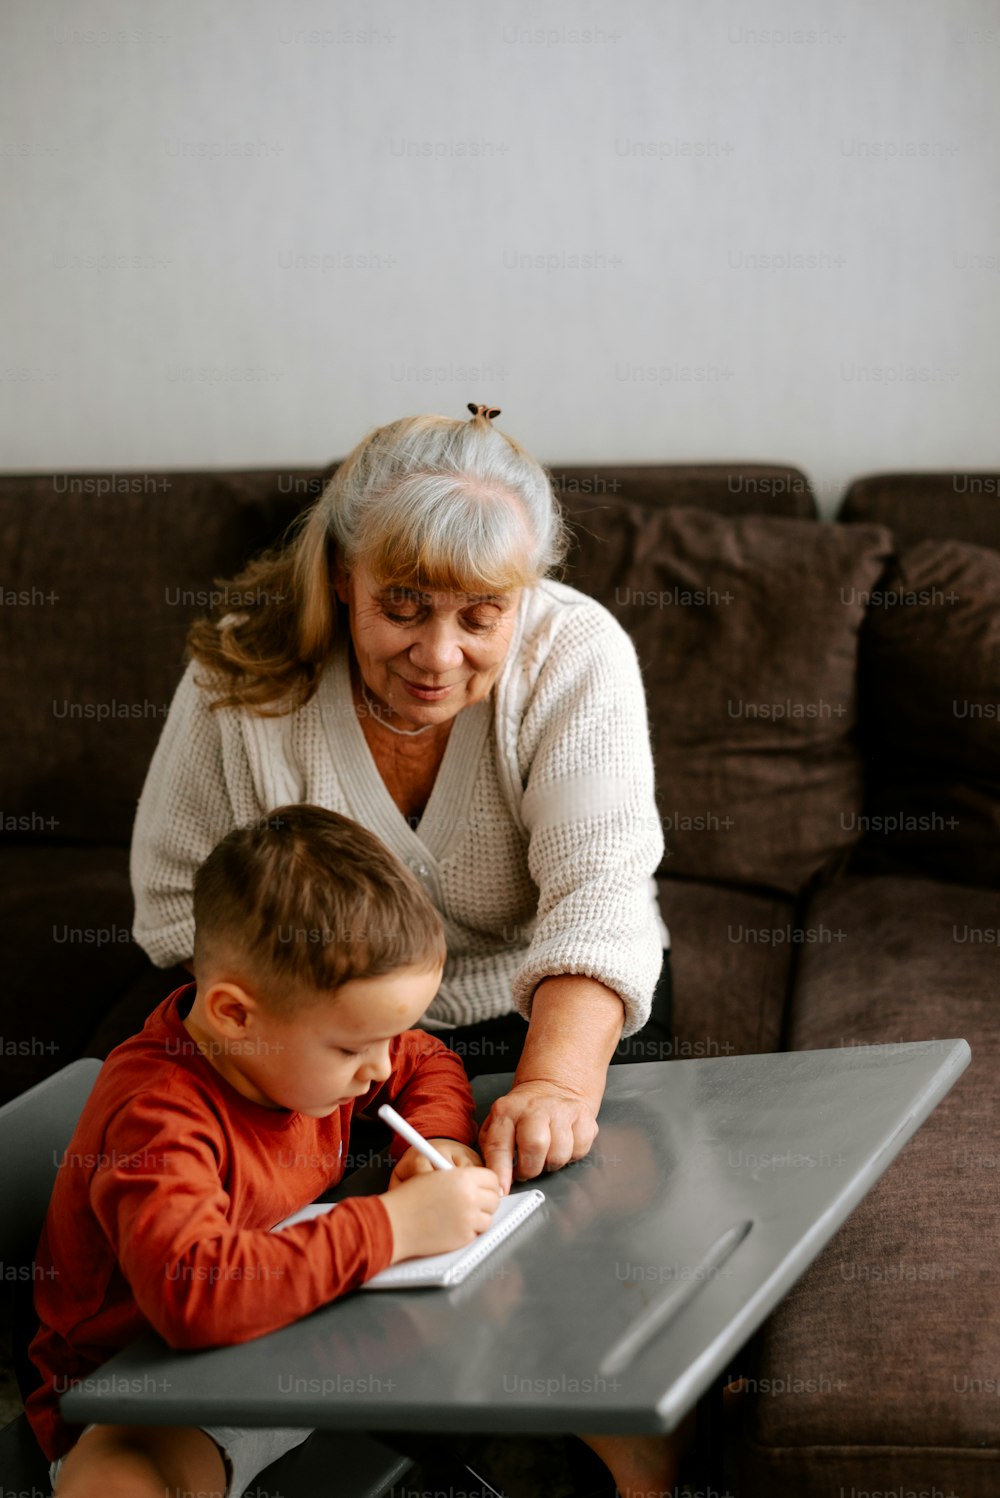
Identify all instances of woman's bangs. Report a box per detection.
[363,494,534,597]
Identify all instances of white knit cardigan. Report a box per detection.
[130,577,669,1036]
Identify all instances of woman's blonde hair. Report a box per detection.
[187,409,571,715]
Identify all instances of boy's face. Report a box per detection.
[186,963,444,1118]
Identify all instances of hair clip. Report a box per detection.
[467,403,502,421]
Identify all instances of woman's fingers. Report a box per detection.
[528,1099,597,1175]
[478,1084,601,1186]
[479,1110,516,1194]
[510,1109,552,1180]
[545,1110,582,1173]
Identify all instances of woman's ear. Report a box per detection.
[332,558,350,606]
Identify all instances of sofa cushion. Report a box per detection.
[83,959,193,1063]
[0,470,316,846]
[742,874,1000,1497]
[838,469,1000,552]
[655,876,795,1058]
[853,538,1000,887]
[0,844,148,1102]
[600,510,893,892]
[555,463,817,601]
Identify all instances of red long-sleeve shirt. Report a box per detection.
[25,983,477,1462]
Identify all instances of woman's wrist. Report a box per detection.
[513,974,625,1108]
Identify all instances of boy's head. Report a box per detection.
[186,804,447,1115]
[192,802,445,1004]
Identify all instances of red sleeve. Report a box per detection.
[89,1092,394,1352]
[357,1029,478,1163]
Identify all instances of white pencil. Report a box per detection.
[377,1103,455,1171]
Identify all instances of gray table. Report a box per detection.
[62,1040,969,1436]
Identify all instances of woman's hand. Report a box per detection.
[477,1079,600,1194]
[387,1138,484,1189]
[475,974,622,1193]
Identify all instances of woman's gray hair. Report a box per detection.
[305,412,571,595]
[188,409,574,713]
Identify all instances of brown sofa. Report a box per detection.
[1,459,998,1495]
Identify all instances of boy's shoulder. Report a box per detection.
[39,993,238,1209]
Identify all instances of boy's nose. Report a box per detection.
[359,1042,392,1084]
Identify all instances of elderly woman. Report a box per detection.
[130,403,672,1197]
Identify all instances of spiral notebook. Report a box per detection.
[271,1187,546,1289]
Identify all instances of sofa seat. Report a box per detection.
[741,874,1000,1497]
[83,959,193,1063]
[657,875,796,1057]
[0,845,146,1103]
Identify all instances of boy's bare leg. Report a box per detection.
[577,1408,696,1497]
[52,1422,228,1498]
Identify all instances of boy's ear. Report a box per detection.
[201,980,259,1035]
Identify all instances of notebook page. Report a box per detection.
[363,1188,545,1289]
[270,1189,546,1289]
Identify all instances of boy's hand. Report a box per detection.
[380,1165,502,1264]
[387,1138,483,1188]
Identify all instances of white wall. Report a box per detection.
[2,0,998,513]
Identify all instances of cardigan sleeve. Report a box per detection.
[510,606,665,1037]
[129,658,246,968]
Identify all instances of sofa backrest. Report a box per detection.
[836,471,1000,889]
[1,470,311,848]
[838,470,1000,552]
[0,462,816,852]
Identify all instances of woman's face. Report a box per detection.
[334,559,523,730]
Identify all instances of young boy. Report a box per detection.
[27,804,501,1497]
[28,802,687,1498]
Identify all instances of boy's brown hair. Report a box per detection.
[192,803,446,1011]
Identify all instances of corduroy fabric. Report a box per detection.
[657,875,795,1057]
[838,469,1000,553]
[742,873,1000,1495]
[0,843,147,1103]
[853,538,1000,887]
[595,508,894,893]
